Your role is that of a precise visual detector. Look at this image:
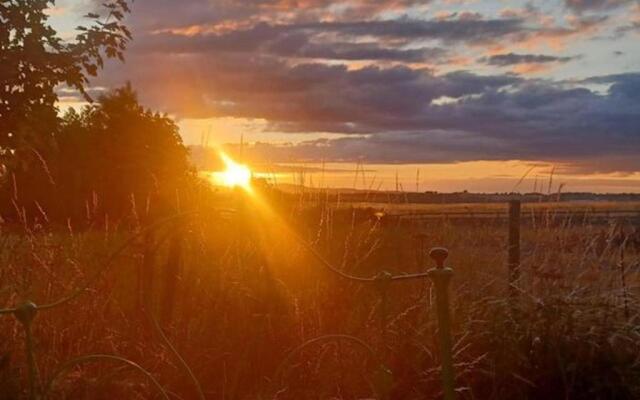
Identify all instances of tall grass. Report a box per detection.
[1,193,639,399]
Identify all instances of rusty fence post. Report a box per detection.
[428,248,455,400]
[14,301,40,400]
[508,200,521,298]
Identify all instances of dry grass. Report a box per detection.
[1,193,639,399]
[340,200,640,214]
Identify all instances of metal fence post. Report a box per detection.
[508,200,521,298]
[374,271,393,400]
[14,301,39,400]
[428,248,455,400]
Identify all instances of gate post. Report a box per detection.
[428,248,455,400]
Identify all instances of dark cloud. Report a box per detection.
[134,27,448,62]
[98,42,640,172]
[581,73,640,101]
[132,16,530,55]
[118,0,234,31]
[480,53,578,66]
[134,24,281,54]
[267,36,448,62]
[581,72,640,86]
[565,0,634,13]
[294,17,528,44]
[124,0,435,32]
[121,1,611,68]
[100,52,519,131]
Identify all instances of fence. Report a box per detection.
[0,212,211,400]
[0,201,543,399]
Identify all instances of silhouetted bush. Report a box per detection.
[1,85,195,224]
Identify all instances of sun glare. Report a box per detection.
[218,152,252,189]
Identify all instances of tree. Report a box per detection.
[0,0,132,174]
[53,85,193,222]
[0,0,134,222]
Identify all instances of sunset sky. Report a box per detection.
[53,0,640,192]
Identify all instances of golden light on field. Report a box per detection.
[218,152,252,189]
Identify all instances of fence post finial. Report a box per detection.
[429,247,448,269]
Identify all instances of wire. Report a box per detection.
[44,354,171,400]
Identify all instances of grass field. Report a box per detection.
[1,194,639,399]
[337,200,640,214]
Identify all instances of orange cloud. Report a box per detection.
[512,63,554,75]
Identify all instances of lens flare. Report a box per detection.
[217,152,252,189]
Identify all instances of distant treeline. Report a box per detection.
[293,191,640,204]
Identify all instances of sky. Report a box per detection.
[52,0,640,192]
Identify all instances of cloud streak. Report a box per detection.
[480,53,578,66]
[565,0,634,13]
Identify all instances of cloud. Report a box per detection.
[616,4,640,35]
[124,0,436,32]
[480,53,578,66]
[565,0,634,13]
[84,0,640,175]
[296,17,528,44]
[98,42,640,172]
[134,26,449,62]
[127,11,610,69]
[133,16,531,53]
[267,36,448,62]
[615,20,640,36]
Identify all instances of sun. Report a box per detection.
[218,152,252,189]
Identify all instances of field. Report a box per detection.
[344,200,640,214]
[1,194,640,399]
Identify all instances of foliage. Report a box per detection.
[0,0,132,144]
[0,0,132,217]
[1,85,193,222]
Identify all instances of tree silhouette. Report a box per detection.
[54,85,193,222]
[0,0,132,195]
[0,0,132,133]
[1,84,193,223]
